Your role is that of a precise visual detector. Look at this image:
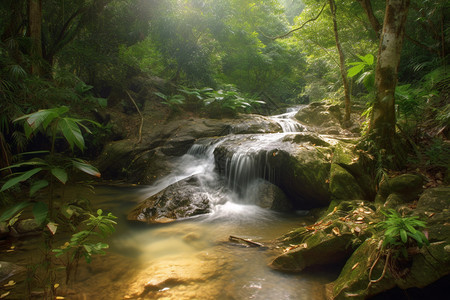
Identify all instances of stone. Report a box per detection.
[0,261,26,285]
[270,230,355,272]
[329,164,365,201]
[127,176,212,224]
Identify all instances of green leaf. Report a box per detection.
[358,54,374,65]
[30,180,49,196]
[347,64,365,78]
[32,202,48,225]
[0,168,42,191]
[0,202,31,222]
[57,118,85,151]
[51,167,68,184]
[400,229,408,243]
[72,159,101,177]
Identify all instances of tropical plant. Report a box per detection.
[0,107,114,298]
[203,85,265,117]
[378,209,429,258]
[347,53,375,92]
[154,92,186,111]
[53,209,117,283]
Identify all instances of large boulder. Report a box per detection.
[127,176,212,224]
[97,114,282,184]
[213,132,335,209]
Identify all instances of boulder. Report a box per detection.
[270,230,355,272]
[127,176,212,224]
[243,179,293,212]
[375,174,424,208]
[213,132,335,209]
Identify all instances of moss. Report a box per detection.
[329,163,365,201]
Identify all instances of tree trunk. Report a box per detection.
[357,0,382,39]
[369,0,410,152]
[329,0,351,126]
[29,0,43,76]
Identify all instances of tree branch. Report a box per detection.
[259,1,328,40]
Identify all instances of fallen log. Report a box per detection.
[229,235,264,248]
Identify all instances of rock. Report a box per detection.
[244,180,293,212]
[375,174,424,208]
[0,222,9,239]
[0,261,26,284]
[330,238,450,299]
[413,187,450,242]
[270,230,355,272]
[330,238,396,299]
[329,164,365,201]
[213,133,334,209]
[14,219,41,234]
[127,176,212,224]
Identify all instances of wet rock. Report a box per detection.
[329,164,365,201]
[270,230,355,272]
[245,180,293,212]
[0,261,26,284]
[127,176,212,224]
[0,222,9,239]
[14,219,42,235]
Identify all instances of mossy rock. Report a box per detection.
[331,238,396,299]
[329,164,365,201]
[270,230,355,272]
[378,174,423,201]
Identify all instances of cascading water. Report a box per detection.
[271,106,307,133]
[140,106,307,212]
[52,105,333,299]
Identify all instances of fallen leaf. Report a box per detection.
[4,280,15,287]
[54,283,60,289]
[352,262,359,270]
[332,227,341,236]
[327,206,338,216]
[354,227,361,233]
[356,216,364,221]
[0,292,10,299]
[47,222,58,235]
[56,297,65,300]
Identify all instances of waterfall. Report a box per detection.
[271,106,306,133]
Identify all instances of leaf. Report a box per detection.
[347,64,365,78]
[33,202,48,225]
[47,222,58,235]
[51,167,68,184]
[72,159,101,177]
[1,292,10,298]
[3,280,15,287]
[57,118,84,151]
[400,229,408,243]
[0,167,42,192]
[30,180,49,196]
[1,203,26,223]
[358,54,374,65]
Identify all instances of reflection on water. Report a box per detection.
[60,185,336,300]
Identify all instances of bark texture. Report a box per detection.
[29,0,43,75]
[329,0,351,126]
[369,0,410,152]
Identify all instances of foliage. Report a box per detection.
[347,53,375,92]
[53,209,117,283]
[202,85,265,117]
[154,92,186,112]
[378,209,429,258]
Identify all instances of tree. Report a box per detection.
[328,0,351,126]
[368,0,410,153]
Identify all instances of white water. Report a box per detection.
[50,106,335,299]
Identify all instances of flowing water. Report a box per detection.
[4,107,338,299]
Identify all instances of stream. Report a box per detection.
[4,107,340,299]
